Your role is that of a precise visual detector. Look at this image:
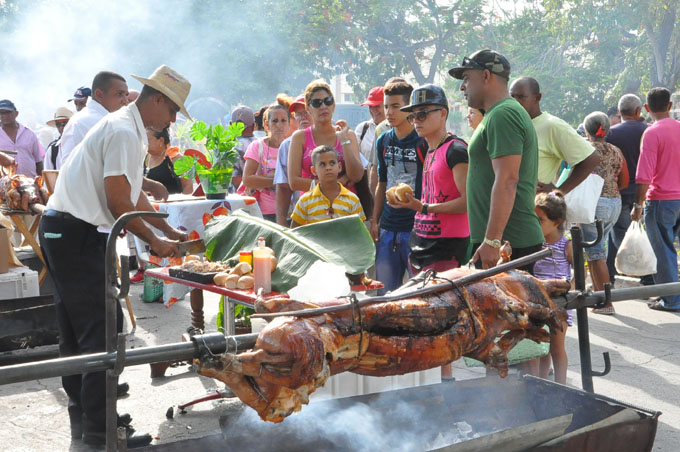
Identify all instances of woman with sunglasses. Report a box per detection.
[287,79,364,194]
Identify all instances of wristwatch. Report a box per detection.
[421,203,429,214]
[483,237,502,248]
[633,203,643,209]
[341,139,351,146]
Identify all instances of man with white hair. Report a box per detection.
[605,93,648,283]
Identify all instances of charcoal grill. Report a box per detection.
[135,376,659,452]
[0,215,676,451]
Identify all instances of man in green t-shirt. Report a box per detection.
[449,49,544,272]
[509,76,600,194]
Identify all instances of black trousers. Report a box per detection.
[470,242,542,275]
[39,214,123,435]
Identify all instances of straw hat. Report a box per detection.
[46,106,74,128]
[131,64,192,119]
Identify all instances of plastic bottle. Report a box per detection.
[253,237,271,293]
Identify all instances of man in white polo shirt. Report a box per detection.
[39,65,191,449]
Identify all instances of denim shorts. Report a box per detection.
[579,197,621,261]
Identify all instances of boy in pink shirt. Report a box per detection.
[632,87,680,311]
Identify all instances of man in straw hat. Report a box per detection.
[44,106,73,170]
[38,64,191,449]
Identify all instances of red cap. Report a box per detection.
[360,86,384,106]
[289,94,306,113]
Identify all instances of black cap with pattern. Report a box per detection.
[448,49,511,80]
[400,84,449,112]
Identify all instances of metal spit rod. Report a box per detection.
[0,332,259,386]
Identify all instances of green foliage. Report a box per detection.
[174,121,243,179]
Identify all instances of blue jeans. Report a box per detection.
[375,229,412,294]
[579,197,621,261]
[644,200,680,308]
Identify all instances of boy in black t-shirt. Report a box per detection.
[371,80,427,293]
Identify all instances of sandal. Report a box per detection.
[592,306,615,315]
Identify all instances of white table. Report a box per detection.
[132,194,262,305]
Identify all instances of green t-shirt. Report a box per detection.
[466,98,544,248]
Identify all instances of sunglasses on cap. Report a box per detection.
[461,56,487,71]
[407,108,443,124]
[309,96,334,108]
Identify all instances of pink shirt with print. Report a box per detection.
[244,138,278,214]
[636,117,680,201]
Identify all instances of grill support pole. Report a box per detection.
[571,221,611,393]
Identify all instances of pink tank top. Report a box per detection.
[301,126,345,180]
[414,138,469,238]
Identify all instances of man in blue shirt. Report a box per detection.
[371,79,427,293]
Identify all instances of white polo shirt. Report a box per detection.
[47,103,148,229]
[57,98,109,168]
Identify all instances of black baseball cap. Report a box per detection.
[69,86,91,101]
[400,84,449,112]
[448,49,511,80]
[0,99,16,112]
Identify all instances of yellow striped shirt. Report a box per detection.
[291,183,366,226]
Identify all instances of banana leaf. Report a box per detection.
[204,210,375,293]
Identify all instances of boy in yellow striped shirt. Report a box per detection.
[291,145,366,227]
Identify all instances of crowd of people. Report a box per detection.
[1,48,679,448]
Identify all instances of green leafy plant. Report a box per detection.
[174,120,244,180]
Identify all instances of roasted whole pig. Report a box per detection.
[0,170,49,211]
[197,268,570,423]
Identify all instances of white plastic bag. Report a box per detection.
[563,173,604,224]
[615,221,657,276]
[287,261,351,302]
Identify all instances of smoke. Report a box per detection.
[220,393,487,452]
[0,0,299,134]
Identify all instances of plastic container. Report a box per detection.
[0,266,40,300]
[253,237,271,293]
[239,251,253,266]
[142,264,164,303]
[310,369,441,402]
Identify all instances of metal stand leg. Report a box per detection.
[571,222,611,393]
[224,296,235,336]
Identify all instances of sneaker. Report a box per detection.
[130,269,145,284]
[70,413,133,441]
[83,431,152,449]
[117,382,130,398]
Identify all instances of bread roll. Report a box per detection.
[385,186,398,204]
[237,275,255,289]
[270,255,277,272]
[213,272,231,286]
[225,274,240,289]
[394,183,413,202]
[230,262,252,276]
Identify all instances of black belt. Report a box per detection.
[44,209,81,221]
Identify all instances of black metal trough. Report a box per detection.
[137,376,659,452]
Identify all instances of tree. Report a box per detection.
[274,0,486,100]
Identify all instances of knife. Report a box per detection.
[150,239,206,257]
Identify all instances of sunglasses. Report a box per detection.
[462,56,487,71]
[56,121,69,127]
[309,96,334,108]
[407,108,443,124]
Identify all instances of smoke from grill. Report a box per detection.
[219,392,488,452]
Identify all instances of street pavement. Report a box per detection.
[0,262,678,451]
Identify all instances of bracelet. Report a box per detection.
[483,237,502,248]
[341,139,351,146]
[633,203,643,209]
[421,203,428,214]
